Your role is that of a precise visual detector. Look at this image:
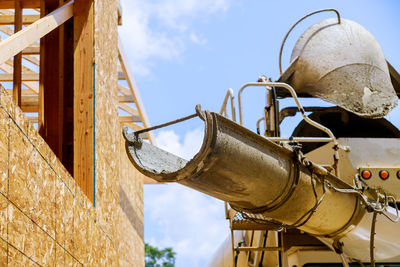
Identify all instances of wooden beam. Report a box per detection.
[6,89,37,95]
[118,115,141,123]
[74,0,94,202]
[20,95,39,112]
[0,73,39,81]
[4,59,36,73]
[118,37,154,143]
[22,54,40,65]
[0,61,39,93]
[13,0,23,107]
[0,0,73,65]
[0,25,13,36]
[117,84,131,95]
[0,0,40,8]
[119,103,139,116]
[22,44,40,54]
[0,25,41,56]
[118,95,134,102]
[27,116,39,123]
[0,15,40,25]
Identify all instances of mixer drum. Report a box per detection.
[289,18,398,118]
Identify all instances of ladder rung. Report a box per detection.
[236,246,282,252]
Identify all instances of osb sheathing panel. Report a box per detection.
[94,0,121,252]
[0,194,7,241]
[0,238,7,266]
[118,133,145,266]
[7,245,39,267]
[0,107,8,196]
[0,0,147,265]
[0,81,143,266]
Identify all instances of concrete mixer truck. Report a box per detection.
[123,9,400,267]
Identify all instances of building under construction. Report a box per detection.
[0,0,153,265]
[2,1,400,267]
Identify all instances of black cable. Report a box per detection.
[258,231,268,267]
[370,211,377,267]
[271,86,280,137]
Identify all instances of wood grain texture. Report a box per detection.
[12,0,23,107]
[73,0,94,202]
[0,0,73,65]
[0,0,40,9]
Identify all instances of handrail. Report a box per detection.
[219,88,236,122]
[238,81,349,177]
[256,117,265,135]
[0,0,74,65]
[238,81,340,148]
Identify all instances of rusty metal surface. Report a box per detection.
[286,18,397,118]
[124,111,361,237]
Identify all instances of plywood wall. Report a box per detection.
[0,0,145,265]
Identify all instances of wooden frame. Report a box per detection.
[0,0,73,65]
[0,0,156,188]
[118,37,154,143]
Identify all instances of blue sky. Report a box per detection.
[119,1,400,266]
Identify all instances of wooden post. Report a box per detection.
[74,0,94,202]
[38,0,45,134]
[13,0,22,106]
[39,0,64,159]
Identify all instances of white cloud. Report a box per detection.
[189,32,208,45]
[155,126,204,160]
[145,184,228,267]
[144,128,229,266]
[119,0,231,76]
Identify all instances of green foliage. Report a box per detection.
[145,243,176,267]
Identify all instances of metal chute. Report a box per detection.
[124,108,400,260]
[279,17,398,118]
[124,109,360,236]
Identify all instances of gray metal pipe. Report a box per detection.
[124,110,362,237]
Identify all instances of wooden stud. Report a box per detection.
[41,0,63,158]
[13,0,23,107]
[38,0,45,133]
[74,0,94,202]
[61,18,74,174]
